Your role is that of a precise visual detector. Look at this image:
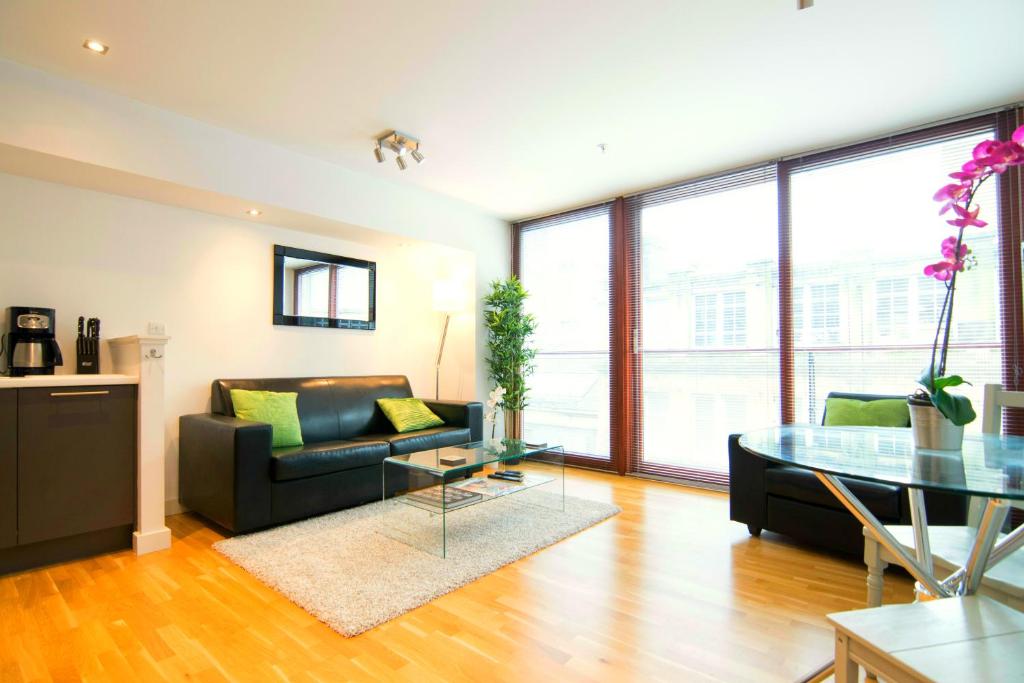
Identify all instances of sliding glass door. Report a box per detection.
[518,206,612,462]
[513,109,1023,481]
[633,171,779,480]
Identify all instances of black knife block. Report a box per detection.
[76,337,100,374]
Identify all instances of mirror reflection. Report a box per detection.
[282,257,371,321]
[273,245,376,330]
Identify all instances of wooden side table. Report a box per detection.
[827,596,1024,682]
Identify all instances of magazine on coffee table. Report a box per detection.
[451,473,554,498]
[404,485,482,511]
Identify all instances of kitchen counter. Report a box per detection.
[0,374,138,389]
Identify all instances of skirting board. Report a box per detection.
[133,527,171,555]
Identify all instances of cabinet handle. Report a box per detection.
[49,390,110,397]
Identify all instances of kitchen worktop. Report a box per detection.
[0,374,138,389]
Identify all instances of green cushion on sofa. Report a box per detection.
[377,397,445,433]
[824,397,909,428]
[229,389,304,447]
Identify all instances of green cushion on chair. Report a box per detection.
[229,389,304,447]
[377,398,445,433]
[824,397,910,428]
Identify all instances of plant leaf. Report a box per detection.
[932,374,971,391]
[930,389,977,426]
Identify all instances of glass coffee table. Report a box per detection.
[380,439,565,557]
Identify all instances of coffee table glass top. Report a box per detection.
[385,439,560,477]
[739,425,1024,500]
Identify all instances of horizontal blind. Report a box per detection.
[784,118,1002,431]
[626,165,778,484]
[515,202,615,467]
[785,116,998,174]
[998,107,1024,437]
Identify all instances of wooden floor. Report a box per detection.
[0,469,913,682]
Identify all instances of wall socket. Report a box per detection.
[147,322,166,336]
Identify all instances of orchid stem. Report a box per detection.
[932,173,990,383]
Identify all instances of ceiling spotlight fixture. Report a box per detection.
[83,39,109,55]
[246,208,262,217]
[798,0,814,8]
[597,143,608,154]
[373,130,425,170]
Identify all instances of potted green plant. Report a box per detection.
[913,123,1024,449]
[483,276,536,441]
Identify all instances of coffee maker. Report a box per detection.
[5,307,63,376]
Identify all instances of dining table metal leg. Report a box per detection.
[963,499,1010,594]
[907,488,933,574]
[815,472,951,598]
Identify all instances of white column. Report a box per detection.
[110,334,172,555]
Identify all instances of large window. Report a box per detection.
[518,207,611,460]
[789,130,1001,428]
[514,108,1024,482]
[633,170,778,478]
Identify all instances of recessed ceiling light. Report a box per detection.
[597,143,608,154]
[83,39,109,55]
[246,208,262,217]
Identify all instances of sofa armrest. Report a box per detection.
[728,433,767,529]
[422,399,484,442]
[179,413,273,533]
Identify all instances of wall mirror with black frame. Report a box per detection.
[273,245,376,330]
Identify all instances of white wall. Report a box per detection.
[0,172,477,508]
[0,58,510,406]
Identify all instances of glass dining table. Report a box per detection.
[739,425,1024,601]
[740,425,1024,682]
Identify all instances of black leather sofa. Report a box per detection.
[179,375,482,533]
[728,391,968,555]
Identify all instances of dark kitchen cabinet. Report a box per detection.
[0,382,136,573]
[0,390,15,550]
[17,385,136,546]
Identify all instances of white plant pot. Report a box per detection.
[908,400,964,451]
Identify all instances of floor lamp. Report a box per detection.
[432,281,463,400]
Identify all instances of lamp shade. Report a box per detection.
[432,279,464,313]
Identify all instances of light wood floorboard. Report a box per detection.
[0,468,913,682]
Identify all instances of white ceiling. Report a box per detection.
[0,0,1022,221]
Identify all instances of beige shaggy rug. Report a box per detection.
[214,491,619,636]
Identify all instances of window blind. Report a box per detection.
[780,117,1004,431]
[624,165,778,484]
[514,203,615,468]
[512,105,1024,486]
[998,107,1024,436]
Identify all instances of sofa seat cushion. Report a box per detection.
[765,465,902,520]
[271,440,390,482]
[351,426,472,456]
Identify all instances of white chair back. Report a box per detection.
[976,384,1024,527]
[982,384,1024,434]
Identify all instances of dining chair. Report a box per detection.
[863,384,1024,610]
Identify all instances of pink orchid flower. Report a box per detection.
[949,160,986,182]
[925,237,969,281]
[946,203,987,229]
[978,141,1021,173]
[1013,124,1024,145]
[933,182,971,214]
[972,139,998,161]
[940,236,968,260]
[924,260,963,281]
